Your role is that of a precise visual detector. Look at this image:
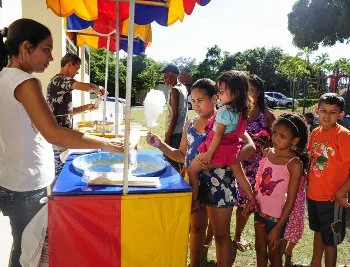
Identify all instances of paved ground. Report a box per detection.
[0,213,12,267]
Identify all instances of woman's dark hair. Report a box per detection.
[0,18,51,71]
[274,113,310,171]
[216,70,250,119]
[191,78,217,98]
[249,74,266,111]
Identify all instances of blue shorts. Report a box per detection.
[198,166,238,208]
[254,212,287,238]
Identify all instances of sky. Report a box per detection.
[145,0,349,64]
[0,0,348,64]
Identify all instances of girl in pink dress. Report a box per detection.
[187,70,254,212]
[253,113,309,267]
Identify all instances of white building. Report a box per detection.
[0,0,91,122]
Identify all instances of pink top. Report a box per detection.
[197,113,247,166]
[255,151,297,218]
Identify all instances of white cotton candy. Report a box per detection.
[143,89,166,128]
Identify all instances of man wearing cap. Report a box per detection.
[162,63,188,172]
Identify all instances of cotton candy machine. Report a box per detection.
[72,152,167,177]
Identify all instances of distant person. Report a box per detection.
[0,19,123,267]
[163,63,188,172]
[308,93,350,267]
[327,68,347,93]
[304,112,315,133]
[46,53,105,177]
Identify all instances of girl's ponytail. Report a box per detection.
[0,27,8,71]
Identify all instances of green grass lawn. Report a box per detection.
[132,107,350,266]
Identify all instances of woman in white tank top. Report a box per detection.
[0,19,123,267]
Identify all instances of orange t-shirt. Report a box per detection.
[307,124,350,201]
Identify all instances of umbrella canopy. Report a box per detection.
[46,0,213,194]
[47,0,212,26]
[66,14,152,54]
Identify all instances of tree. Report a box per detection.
[171,57,197,76]
[219,52,248,72]
[288,0,350,50]
[121,54,163,103]
[90,48,126,97]
[193,45,223,81]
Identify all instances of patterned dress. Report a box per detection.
[236,112,267,208]
[284,174,306,244]
[186,117,238,208]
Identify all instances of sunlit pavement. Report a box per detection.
[0,213,12,267]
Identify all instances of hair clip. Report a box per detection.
[0,27,8,37]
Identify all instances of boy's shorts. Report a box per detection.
[254,212,287,238]
[308,198,346,246]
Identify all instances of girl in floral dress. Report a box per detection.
[233,74,276,252]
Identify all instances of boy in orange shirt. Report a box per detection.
[308,93,350,267]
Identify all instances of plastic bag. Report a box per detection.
[20,199,48,267]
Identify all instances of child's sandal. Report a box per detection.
[191,199,200,213]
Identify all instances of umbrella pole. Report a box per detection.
[102,35,111,136]
[115,0,120,137]
[123,0,136,195]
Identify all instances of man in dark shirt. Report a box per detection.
[46,53,104,177]
[46,53,103,128]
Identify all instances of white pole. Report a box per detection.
[102,35,111,136]
[123,0,135,194]
[115,0,120,137]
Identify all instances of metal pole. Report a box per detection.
[115,0,120,136]
[291,71,297,112]
[123,0,136,195]
[345,82,350,117]
[102,35,111,136]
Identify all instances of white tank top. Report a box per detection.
[0,67,54,191]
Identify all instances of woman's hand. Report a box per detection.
[104,138,124,154]
[147,132,162,148]
[198,152,212,165]
[84,104,97,112]
[94,85,105,95]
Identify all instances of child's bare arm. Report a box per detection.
[335,177,350,208]
[235,131,256,163]
[231,163,253,200]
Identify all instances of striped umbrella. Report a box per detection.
[46,0,213,194]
